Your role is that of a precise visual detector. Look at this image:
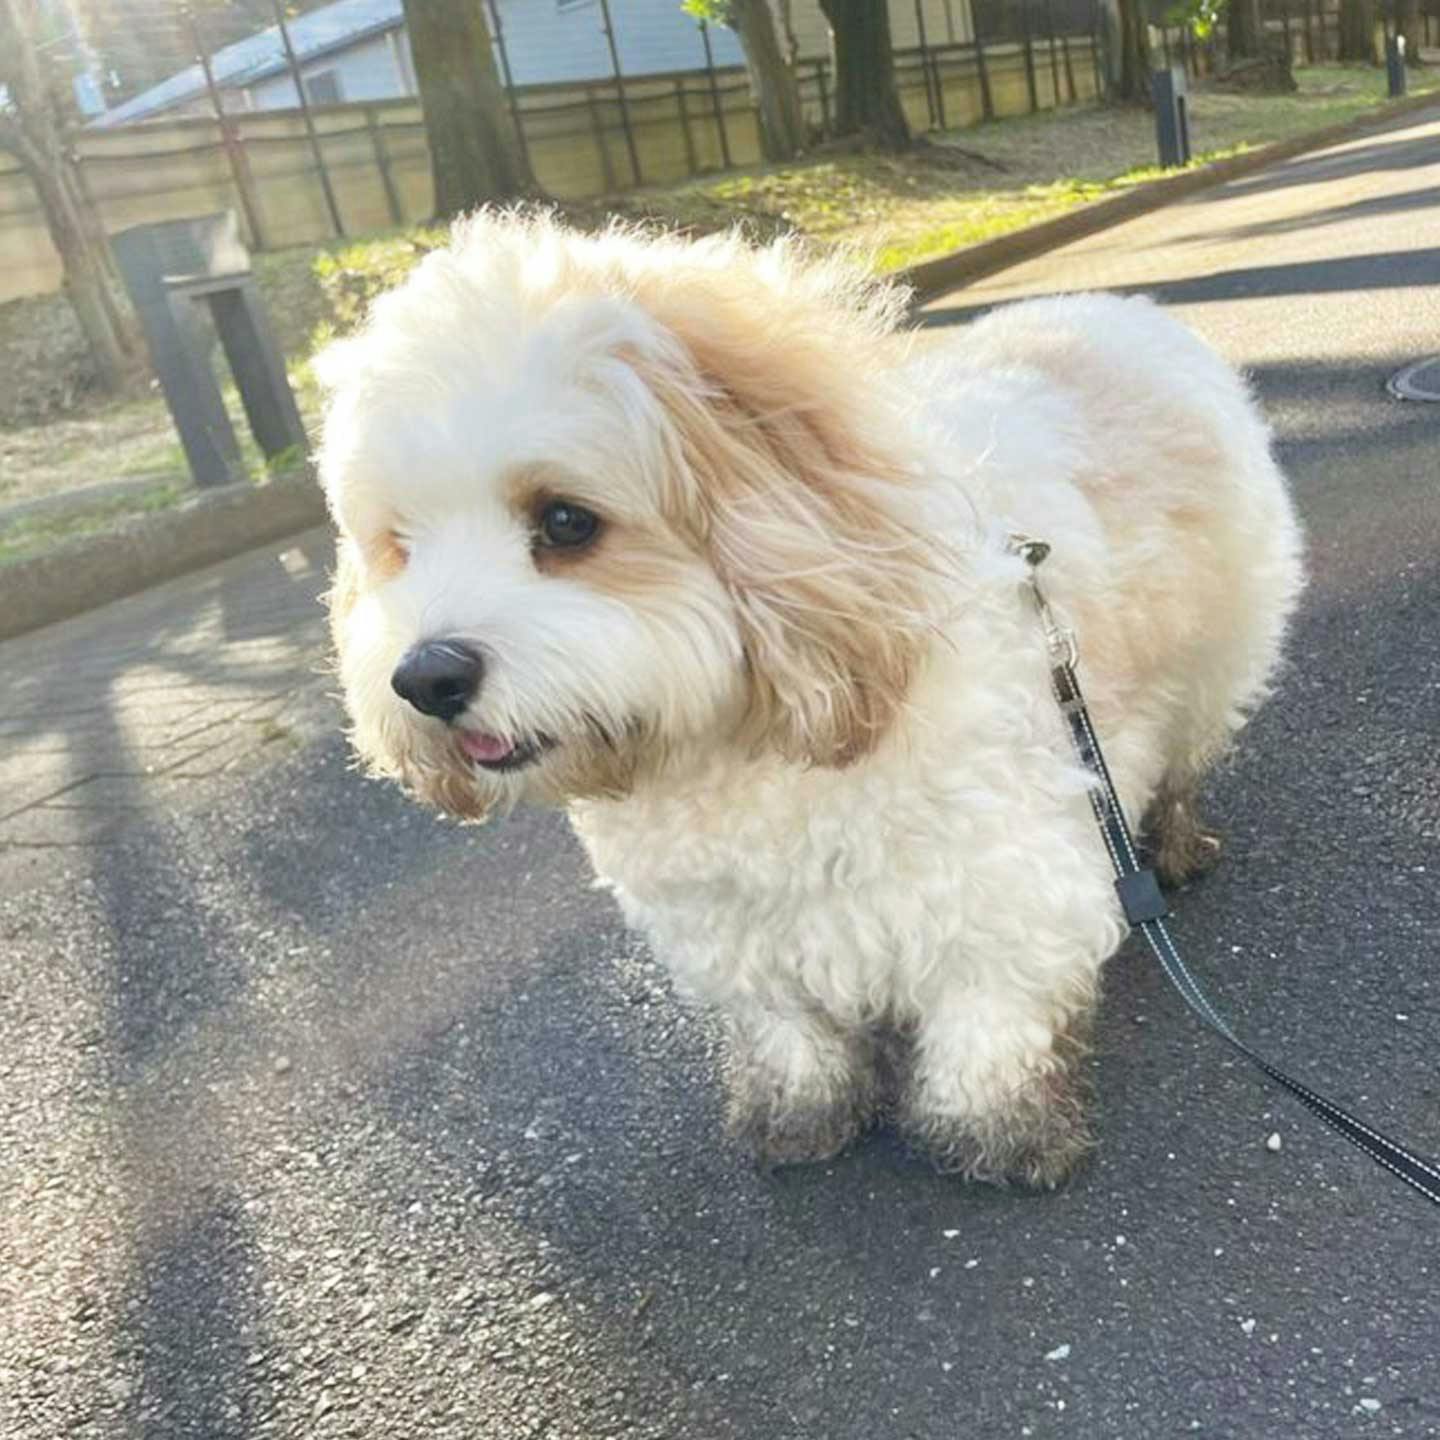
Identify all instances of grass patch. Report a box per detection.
[0,480,185,567]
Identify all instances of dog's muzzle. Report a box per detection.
[391,639,483,723]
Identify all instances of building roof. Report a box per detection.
[90,0,405,127]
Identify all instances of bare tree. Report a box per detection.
[400,0,532,220]
[688,0,806,161]
[0,0,144,392]
[817,0,911,151]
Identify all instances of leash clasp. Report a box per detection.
[1010,533,1079,671]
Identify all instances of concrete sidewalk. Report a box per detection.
[0,528,334,878]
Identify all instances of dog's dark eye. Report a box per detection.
[537,500,600,550]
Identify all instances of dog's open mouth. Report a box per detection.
[456,729,552,773]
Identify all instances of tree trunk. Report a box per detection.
[400,0,533,220]
[0,0,145,394]
[1113,0,1152,102]
[731,0,806,161]
[1337,0,1378,60]
[817,0,912,151]
[18,135,140,389]
[1227,0,1266,59]
[1395,0,1427,63]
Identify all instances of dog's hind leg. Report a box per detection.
[1147,772,1223,890]
[724,1004,879,1169]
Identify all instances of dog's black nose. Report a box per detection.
[391,640,483,722]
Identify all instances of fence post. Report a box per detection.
[913,0,938,127]
[365,107,404,226]
[585,88,618,191]
[974,32,995,119]
[698,21,733,168]
[674,79,698,175]
[485,0,534,185]
[1020,0,1039,111]
[1060,31,1078,101]
[1090,0,1104,99]
[597,0,641,186]
[269,0,344,236]
[1044,0,1061,105]
[185,6,266,249]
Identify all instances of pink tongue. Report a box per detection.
[459,730,516,763]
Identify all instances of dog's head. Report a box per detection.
[319,213,940,820]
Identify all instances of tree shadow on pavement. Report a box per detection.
[916,248,1438,323]
[1166,181,1440,248]
[1210,127,1440,200]
[122,1197,272,1440]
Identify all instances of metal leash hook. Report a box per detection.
[1011,533,1078,671]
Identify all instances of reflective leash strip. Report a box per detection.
[1015,538,1440,1209]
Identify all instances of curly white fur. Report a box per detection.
[319,214,1305,1185]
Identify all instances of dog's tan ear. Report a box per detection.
[637,292,936,767]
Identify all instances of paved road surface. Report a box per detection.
[4,107,1439,1439]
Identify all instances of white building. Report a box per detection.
[91,0,971,127]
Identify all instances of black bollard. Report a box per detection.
[1152,66,1191,169]
[1386,34,1406,97]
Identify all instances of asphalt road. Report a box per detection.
[5,109,1440,1439]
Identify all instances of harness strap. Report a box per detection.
[1015,537,1440,1208]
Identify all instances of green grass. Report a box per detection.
[0,481,185,567]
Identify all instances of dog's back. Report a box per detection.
[912,293,1305,792]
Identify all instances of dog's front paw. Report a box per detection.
[727,1073,875,1169]
[902,1061,1094,1189]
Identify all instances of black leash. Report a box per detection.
[1015,537,1440,1208]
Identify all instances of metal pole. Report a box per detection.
[185,6,266,248]
[1045,0,1061,105]
[974,30,995,119]
[484,0,533,185]
[597,0,641,186]
[268,0,344,236]
[674,78,698,175]
[913,0,938,128]
[364,107,405,225]
[1090,0,1104,100]
[1021,0,1039,111]
[698,21,732,168]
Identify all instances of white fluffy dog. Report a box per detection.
[319,214,1304,1186]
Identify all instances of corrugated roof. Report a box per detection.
[90,0,405,127]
